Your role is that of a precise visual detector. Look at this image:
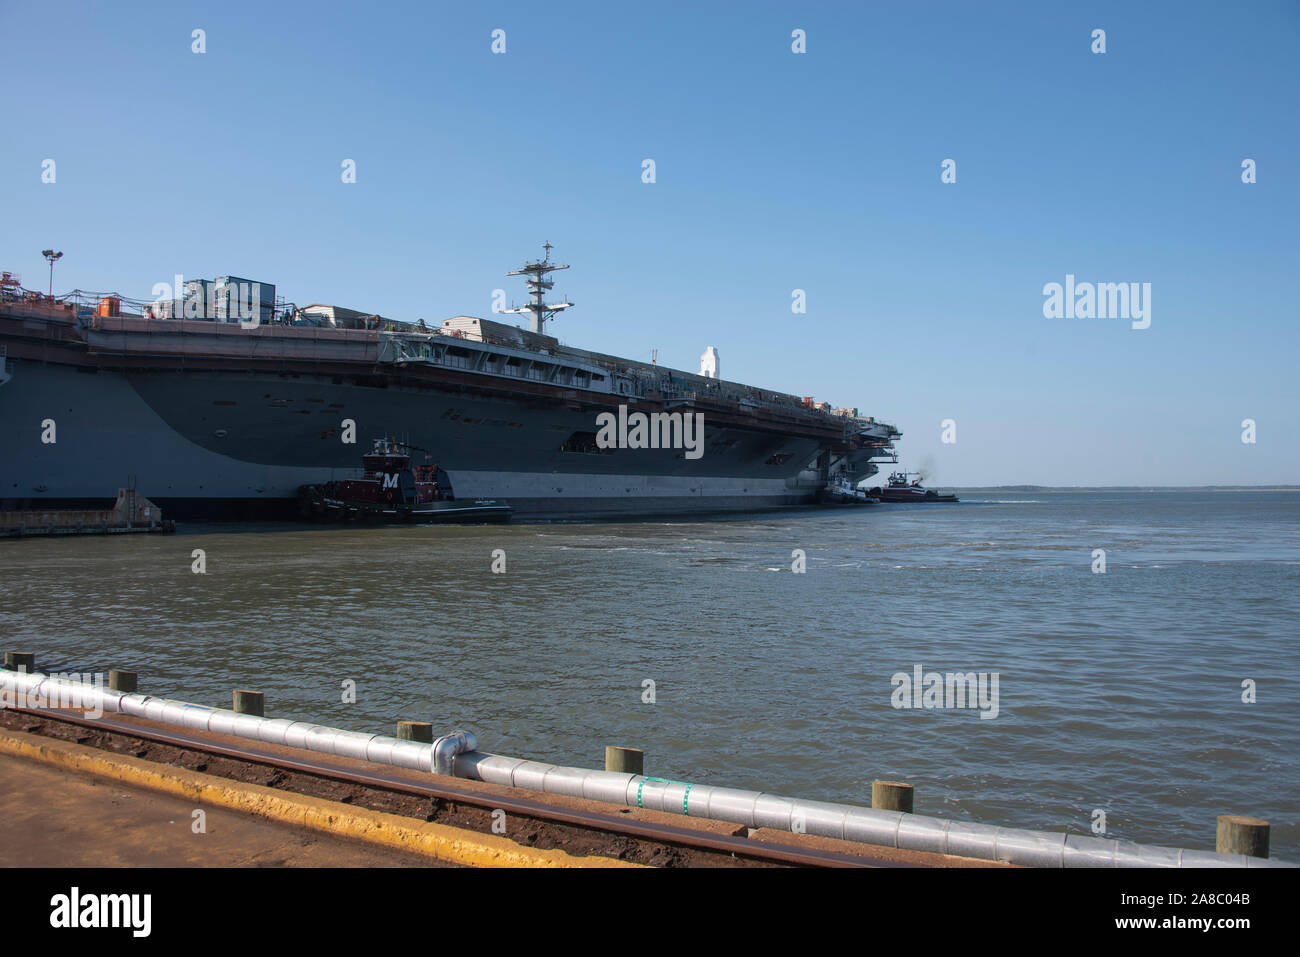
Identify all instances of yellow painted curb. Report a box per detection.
[0,728,645,868]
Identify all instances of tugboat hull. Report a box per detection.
[869,471,960,503]
[873,490,958,503]
[298,489,511,523]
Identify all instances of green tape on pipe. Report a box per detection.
[636,775,692,812]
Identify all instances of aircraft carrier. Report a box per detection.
[0,248,901,520]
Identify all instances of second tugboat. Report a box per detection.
[869,471,959,503]
[297,438,512,523]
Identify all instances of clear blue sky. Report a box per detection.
[2,1,1296,485]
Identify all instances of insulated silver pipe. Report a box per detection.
[0,670,474,775]
[2,670,1288,868]
[453,752,1291,868]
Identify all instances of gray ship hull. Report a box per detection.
[2,359,826,520]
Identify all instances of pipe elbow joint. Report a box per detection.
[431,729,478,776]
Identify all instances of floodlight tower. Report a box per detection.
[41,249,63,296]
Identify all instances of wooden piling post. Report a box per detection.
[232,689,265,717]
[3,652,35,673]
[1216,815,1269,858]
[397,720,434,743]
[872,780,914,813]
[605,746,644,775]
[109,670,137,693]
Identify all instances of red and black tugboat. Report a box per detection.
[868,471,959,503]
[297,438,511,523]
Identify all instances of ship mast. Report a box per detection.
[504,242,573,335]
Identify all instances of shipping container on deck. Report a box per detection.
[213,276,275,324]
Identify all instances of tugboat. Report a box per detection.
[868,471,959,503]
[297,437,512,523]
[819,476,880,506]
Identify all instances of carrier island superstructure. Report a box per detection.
[0,249,901,519]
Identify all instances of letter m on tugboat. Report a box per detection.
[296,437,512,523]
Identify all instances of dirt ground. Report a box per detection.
[0,752,451,867]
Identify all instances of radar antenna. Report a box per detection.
[505,243,573,334]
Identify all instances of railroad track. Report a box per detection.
[3,707,900,868]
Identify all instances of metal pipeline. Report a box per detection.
[2,670,1289,868]
[0,669,476,776]
[451,753,1291,868]
[432,730,478,776]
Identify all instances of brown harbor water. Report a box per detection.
[3,490,1297,858]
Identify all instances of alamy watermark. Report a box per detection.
[1042,274,1150,330]
[50,887,151,937]
[147,274,264,329]
[890,665,1000,719]
[595,405,705,460]
[1,671,106,719]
